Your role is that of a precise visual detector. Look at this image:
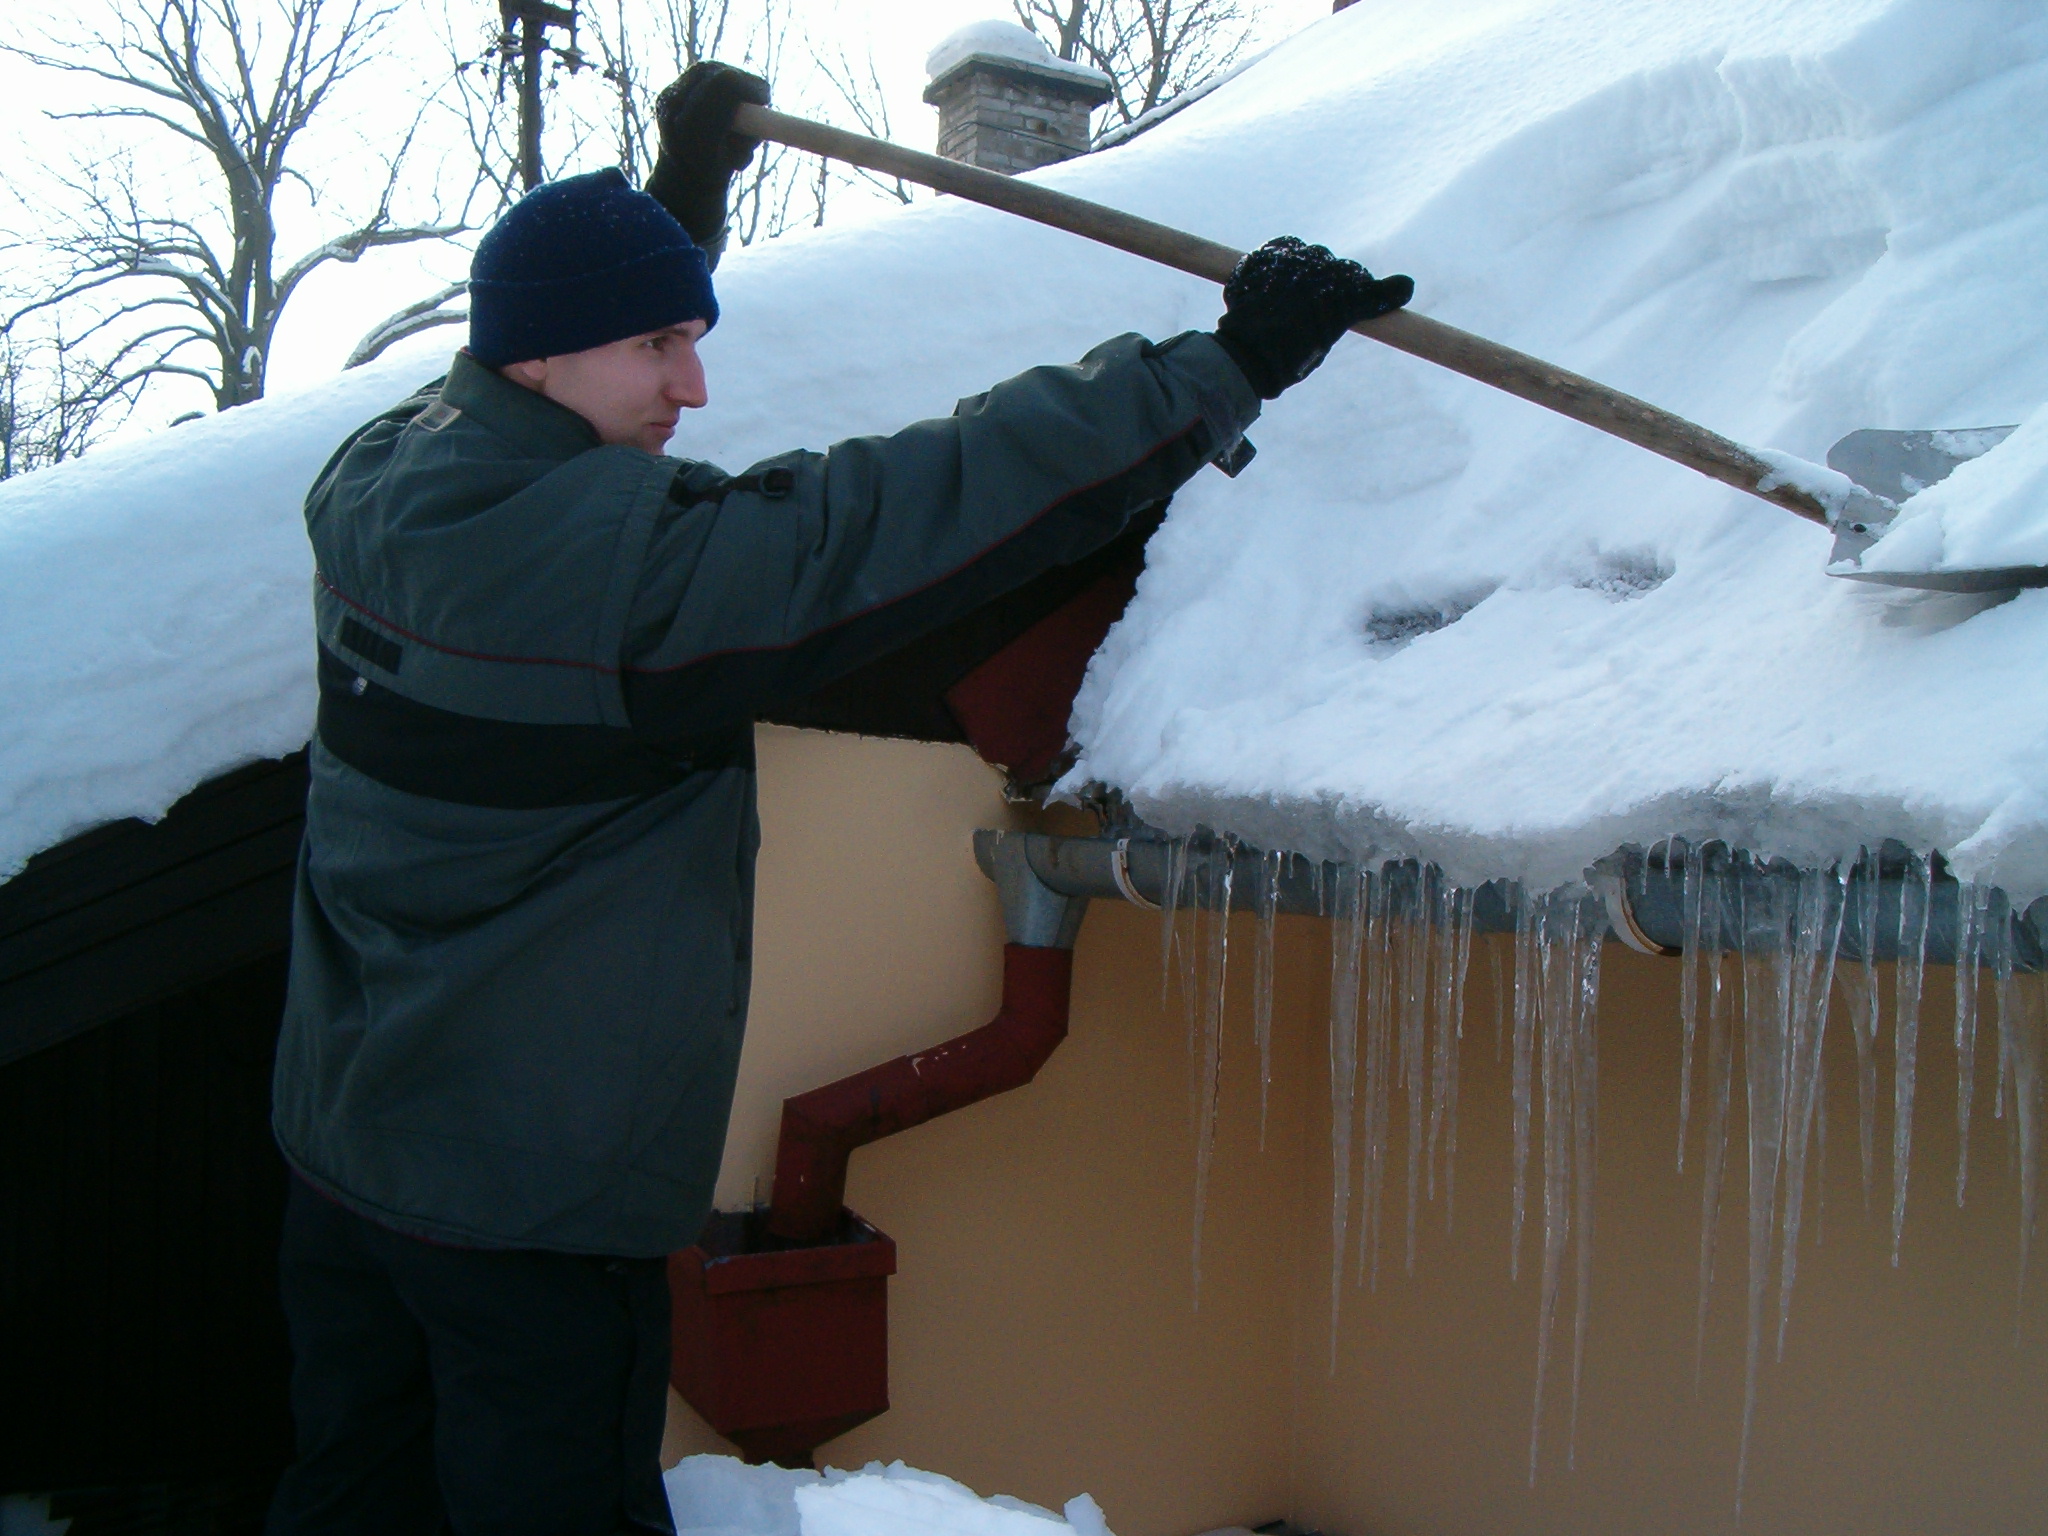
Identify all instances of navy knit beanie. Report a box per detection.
[467,168,718,367]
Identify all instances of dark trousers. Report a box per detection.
[266,1178,676,1536]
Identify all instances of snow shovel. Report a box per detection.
[731,103,2044,594]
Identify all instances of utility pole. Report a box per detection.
[497,0,584,190]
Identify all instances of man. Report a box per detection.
[265,62,1411,1536]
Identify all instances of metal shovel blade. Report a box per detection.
[1825,425,2044,591]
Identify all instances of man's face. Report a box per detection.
[501,319,710,453]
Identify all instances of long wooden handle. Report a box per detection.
[735,103,1846,529]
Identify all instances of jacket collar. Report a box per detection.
[439,349,601,460]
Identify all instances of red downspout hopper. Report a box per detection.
[669,832,1087,1467]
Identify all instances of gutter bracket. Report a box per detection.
[1590,851,1681,957]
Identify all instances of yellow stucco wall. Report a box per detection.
[668,727,2048,1535]
[1289,938,2048,1536]
[663,726,1305,1535]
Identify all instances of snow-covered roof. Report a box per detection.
[923,21,1111,89]
[5,0,2048,901]
[1090,46,1268,151]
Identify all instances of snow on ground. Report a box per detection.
[665,1454,1116,1536]
[4,0,2048,899]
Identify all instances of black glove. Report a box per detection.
[1212,236,1414,399]
[645,61,771,269]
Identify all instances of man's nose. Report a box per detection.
[669,351,709,409]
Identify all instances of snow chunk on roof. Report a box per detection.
[925,20,1110,87]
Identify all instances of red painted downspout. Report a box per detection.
[765,943,1076,1244]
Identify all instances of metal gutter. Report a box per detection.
[975,829,2048,971]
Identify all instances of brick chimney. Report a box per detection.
[923,21,1114,175]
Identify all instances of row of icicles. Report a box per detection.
[1152,837,2045,1508]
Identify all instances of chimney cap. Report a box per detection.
[923,20,1113,99]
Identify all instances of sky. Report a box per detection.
[0,0,1329,430]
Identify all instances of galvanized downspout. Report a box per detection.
[765,832,1086,1243]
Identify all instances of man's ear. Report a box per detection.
[501,357,549,389]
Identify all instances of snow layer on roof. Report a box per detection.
[5,0,2048,900]
[1046,0,2048,897]
[0,347,434,881]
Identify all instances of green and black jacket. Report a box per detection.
[275,334,1261,1256]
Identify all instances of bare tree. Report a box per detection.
[3,0,478,416]
[813,44,914,206]
[445,0,606,207]
[1013,0,1256,127]
[0,329,142,480]
[390,0,808,372]
[345,280,470,369]
[572,0,817,247]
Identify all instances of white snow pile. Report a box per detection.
[1045,0,2048,899]
[0,351,428,882]
[924,21,1111,87]
[664,1453,1115,1536]
[5,0,2048,901]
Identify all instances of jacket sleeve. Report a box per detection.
[619,330,1260,737]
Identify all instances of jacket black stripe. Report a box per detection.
[337,615,404,674]
[316,646,751,809]
[623,417,1217,734]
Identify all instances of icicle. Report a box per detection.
[1992,896,2016,1140]
[1428,874,1456,1203]
[1997,904,2015,1131]
[1840,848,1882,1208]
[1956,882,1988,1206]
[1735,866,1795,1513]
[1359,865,1396,1287]
[1443,886,1476,1228]
[1191,838,1234,1306]
[1695,883,1735,1382]
[1159,836,1190,1008]
[1775,865,1845,1359]
[1891,852,1934,1264]
[1492,941,1507,1063]
[1567,905,1602,1470]
[1325,865,1365,1370]
[1402,864,1436,1274]
[1529,893,1581,1483]
[1680,841,1706,1172]
[1352,872,1376,1289]
[1511,887,1536,1280]
[1253,848,1282,1151]
[1815,1021,1830,1244]
[1159,837,1201,1134]
[2012,969,2043,1311]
